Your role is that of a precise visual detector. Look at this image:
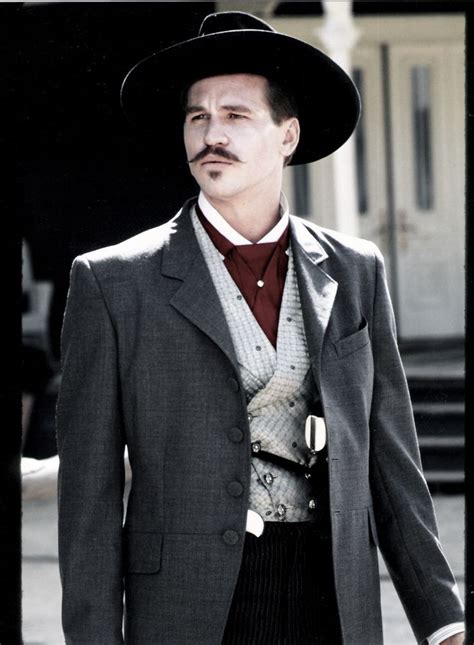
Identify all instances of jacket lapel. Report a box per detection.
[290,216,338,388]
[161,200,239,370]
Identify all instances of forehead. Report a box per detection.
[187,73,270,107]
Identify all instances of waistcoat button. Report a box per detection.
[264,473,274,485]
[227,481,244,497]
[251,441,261,453]
[276,504,286,518]
[308,499,317,511]
[223,530,239,545]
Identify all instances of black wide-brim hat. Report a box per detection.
[120,11,361,165]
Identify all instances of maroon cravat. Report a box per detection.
[196,205,289,347]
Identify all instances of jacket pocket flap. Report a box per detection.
[125,531,163,573]
[334,319,370,359]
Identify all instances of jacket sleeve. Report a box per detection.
[56,256,125,644]
[368,245,464,642]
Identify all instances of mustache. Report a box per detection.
[188,146,242,164]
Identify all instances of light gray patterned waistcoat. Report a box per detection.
[192,209,319,522]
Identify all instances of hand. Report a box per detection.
[21,455,59,500]
[440,633,464,645]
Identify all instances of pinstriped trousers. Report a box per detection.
[222,521,342,645]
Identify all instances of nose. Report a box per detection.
[203,117,229,147]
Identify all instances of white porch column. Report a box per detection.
[318,1,360,236]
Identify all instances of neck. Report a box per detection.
[203,187,283,244]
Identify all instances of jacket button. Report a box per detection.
[227,481,244,497]
[228,377,240,392]
[228,427,244,443]
[223,530,239,545]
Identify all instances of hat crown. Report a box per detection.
[198,11,275,37]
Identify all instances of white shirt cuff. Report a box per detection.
[427,622,464,644]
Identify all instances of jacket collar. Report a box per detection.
[289,215,329,265]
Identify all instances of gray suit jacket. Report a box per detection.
[56,199,463,644]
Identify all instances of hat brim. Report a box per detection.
[120,29,361,165]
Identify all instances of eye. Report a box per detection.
[228,113,245,120]
[190,113,209,122]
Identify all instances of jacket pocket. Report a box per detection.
[334,318,370,359]
[367,505,380,548]
[125,531,163,573]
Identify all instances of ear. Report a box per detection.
[281,117,300,158]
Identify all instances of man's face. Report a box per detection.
[183,74,298,203]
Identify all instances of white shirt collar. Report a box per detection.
[197,192,290,245]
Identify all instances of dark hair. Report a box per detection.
[265,78,299,166]
[265,78,298,124]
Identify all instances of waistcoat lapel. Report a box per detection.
[161,200,239,370]
[248,248,311,411]
[189,206,276,388]
[191,207,313,407]
[290,216,338,389]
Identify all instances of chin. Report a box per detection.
[204,187,242,203]
[198,177,241,200]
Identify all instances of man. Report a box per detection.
[56,11,464,644]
